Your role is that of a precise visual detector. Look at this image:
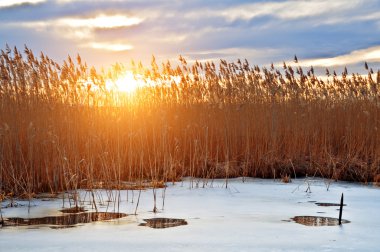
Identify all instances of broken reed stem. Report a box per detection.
[91,189,98,213]
[134,188,141,215]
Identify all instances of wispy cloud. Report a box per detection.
[14,13,142,31]
[317,10,380,26]
[288,46,380,67]
[57,15,142,29]
[184,0,371,28]
[0,0,46,8]
[182,47,281,63]
[10,13,143,41]
[217,0,365,22]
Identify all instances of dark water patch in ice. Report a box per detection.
[139,218,188,229]
[316,202,347,207]
[291,216,350,226]
[60,206,87,213]
[50,225,77,229]
[1,212,126,228]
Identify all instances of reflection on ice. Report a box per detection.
[140,218,188,229]
[291,216,350,226]
[1,212,126,229]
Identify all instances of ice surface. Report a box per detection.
[0,178,379,251]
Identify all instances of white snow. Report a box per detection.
[1,178,379,251]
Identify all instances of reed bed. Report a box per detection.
[0,45,379,196]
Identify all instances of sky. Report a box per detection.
[1,0,380,73]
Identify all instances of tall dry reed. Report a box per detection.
[0,45,379,196]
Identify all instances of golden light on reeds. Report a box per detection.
[0,45,379,197]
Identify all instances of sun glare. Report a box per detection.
[89,42,133,52]
[106,71,145,93]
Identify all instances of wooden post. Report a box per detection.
[339,193,344,225]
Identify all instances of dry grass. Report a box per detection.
[0,45,379,196]
[374,174,380,187]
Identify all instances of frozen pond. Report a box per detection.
[1,178,379,251]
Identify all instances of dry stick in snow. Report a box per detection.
[134,188,141,215]
[161,187,166,210]
[91,189,98,212]
[339,193,344,225]
[153,187,157,213]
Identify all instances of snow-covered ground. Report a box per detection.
[1,178,379,252]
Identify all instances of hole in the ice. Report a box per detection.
[315,203,347,207]
[1,212,126,228]
[139,218,188,229]
[59,206,87,213]
[291,216,350,226]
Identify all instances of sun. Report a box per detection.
[105,70,144,93]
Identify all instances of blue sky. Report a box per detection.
[1,0,380,72]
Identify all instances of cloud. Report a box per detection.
[1,0,380,70]
[182,47,281,63]
[85,42,133,51]
[56,0,127,3]
[184,0,372,28]
[217,0,365,22]
[10,13,143,40]
[3,11,143,56]
[287,46,380,67]
[57,14,142,29]
[14,13,143,30]
[0,0,46,8]
[317,10,380,26]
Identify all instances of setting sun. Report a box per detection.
[105,71,145,93]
